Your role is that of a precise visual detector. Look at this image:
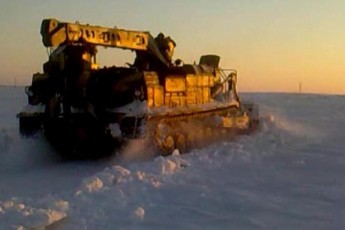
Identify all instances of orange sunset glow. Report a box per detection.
[0,0,344,95]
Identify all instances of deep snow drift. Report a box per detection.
[0,86,345,229]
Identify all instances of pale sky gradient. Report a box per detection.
[1,0,344,94]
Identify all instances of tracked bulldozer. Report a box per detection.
[18,18,259,158]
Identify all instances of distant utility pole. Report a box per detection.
[298,82,302,94]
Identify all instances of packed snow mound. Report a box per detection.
[81,176,104,193]
[0,198,68,230]
[133,206,145,221]
[76,155,187,195]
[66,155,189,228]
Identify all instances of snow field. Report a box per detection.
[0,87,345,229]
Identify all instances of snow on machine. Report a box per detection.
[18,18,259,158]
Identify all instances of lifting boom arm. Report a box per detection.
[41,18,150,51]
[41,18,174,67]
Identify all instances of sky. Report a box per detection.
[0,0,344,94]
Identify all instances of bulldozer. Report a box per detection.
[18,18,259,158]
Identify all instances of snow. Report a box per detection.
[0,198,67,230]
[1,85,345,229]
[109,96,240,117]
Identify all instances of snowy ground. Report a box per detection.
[0,86,345,229]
